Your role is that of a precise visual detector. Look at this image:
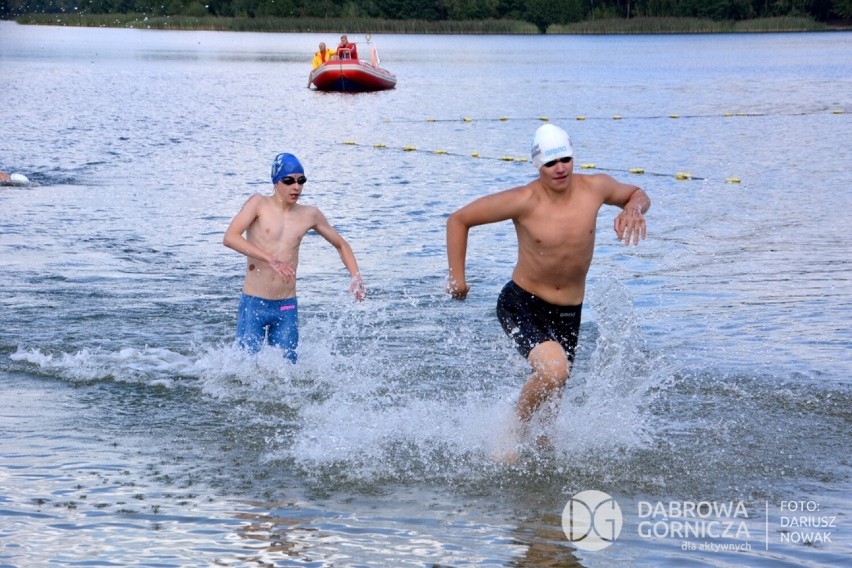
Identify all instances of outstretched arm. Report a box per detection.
[312,211,366,301]
[446,189,524,300]
[601,176,650,246]
[223,195,294,280]
[446,210,471,300]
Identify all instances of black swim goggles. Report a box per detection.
[279,175,307,185]
[543,157,572,168]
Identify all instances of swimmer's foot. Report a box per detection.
[492,445,520,464]
[492,420,528,464]
[535,434,553,451]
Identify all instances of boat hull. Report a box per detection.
[310,60,396,92]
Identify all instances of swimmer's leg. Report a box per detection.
[509,341,570,453]
[235,294,265,353]
[519,340,570,421]
[494,342,570,463]
[267,300,299,363]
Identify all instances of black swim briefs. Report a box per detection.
[496,280,582,361]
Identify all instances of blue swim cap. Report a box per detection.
[271,153,304,184]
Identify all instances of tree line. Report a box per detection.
[3,0,850,32]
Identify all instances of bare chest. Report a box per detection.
[249,206,313,246]
[518,209,597,251]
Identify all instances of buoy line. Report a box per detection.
[385,109,845,123]
[342,141,742,183]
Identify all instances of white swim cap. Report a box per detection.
[531,124,573,169]
[10,173,29,184]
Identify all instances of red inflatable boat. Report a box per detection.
[309,59,397,92]
[309,44,397,92]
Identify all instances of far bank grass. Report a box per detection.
[16,14,538,33]
[16,13,832,34]
[551,16,827,33]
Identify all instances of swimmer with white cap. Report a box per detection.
[223,152,365,363]
[446,123,651,461]
[530,123,574,169]
[0,171,30,186]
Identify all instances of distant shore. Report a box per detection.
[13,13,849,34]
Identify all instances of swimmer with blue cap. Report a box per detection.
[446,124,651,462]
[223,152,366,363]
[271,152,304,185]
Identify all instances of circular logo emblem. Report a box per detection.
[562,490,623,551]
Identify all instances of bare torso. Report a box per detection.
[509,176,607,305]
[241,196,318,299]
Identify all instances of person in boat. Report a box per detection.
[336,35,358,60]
[223,152,366,363]
[311,42,334,69]
[445,124,650,459]
[309,41,335,87]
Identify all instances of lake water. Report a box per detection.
[1,21,850,566]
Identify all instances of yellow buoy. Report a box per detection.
[675,172,691,180]
[832,109,844,114]
[539,116,550,121]
[669,114,680,119]
[463,117,473,122]
[723,112,734,117]
[403,146,416,152]
[343,140,356,145]
[471,152,480,158]
[629,168,645,174]
[576,116,586,121]
[500,156,514,161]
[580,163,596,169]
[499,117,509,122]
[434,149,448,155]
[373,143,386,148]
[725,177,742,184]
[426,117,436,122]
[514,157,528,162]
[613,115,622,120]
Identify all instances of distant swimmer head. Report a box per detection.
[531,124,573,169]
[271,153,304,184]
[0,172,29,186]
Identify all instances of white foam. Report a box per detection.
[10,276,669,482]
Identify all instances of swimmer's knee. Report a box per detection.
[529,341,570,382]
[539,370,568,392]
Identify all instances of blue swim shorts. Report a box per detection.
[496,281,582,361]
[235,293,299,362]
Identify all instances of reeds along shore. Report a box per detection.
[13,14,838,34]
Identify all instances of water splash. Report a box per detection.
[272,277,671,486]
[7,278,691,489]
[10,345,196,387]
